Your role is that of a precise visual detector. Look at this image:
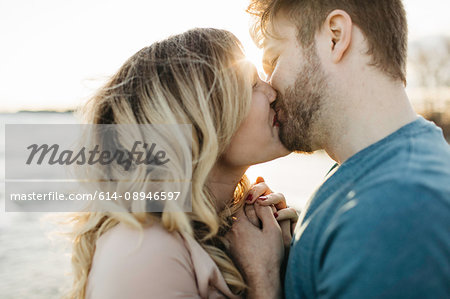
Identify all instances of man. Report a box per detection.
[226,1,450,298]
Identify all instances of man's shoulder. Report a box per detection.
[364,117,450,171]
[318,177,450,256]
[355,130,450,203]
[351,177,449,217]
[315,177,450,260]
[313,175,450,299]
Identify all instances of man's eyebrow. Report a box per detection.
[262,36,284,59]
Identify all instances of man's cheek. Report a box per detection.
[272,73,290,94]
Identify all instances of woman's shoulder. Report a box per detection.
[86,222,198,299]
[95,221,192,264]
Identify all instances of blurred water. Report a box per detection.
[0,112,335,298]
[0,112,78,299]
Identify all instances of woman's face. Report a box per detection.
[221,70,291,168]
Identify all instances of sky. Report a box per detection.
[0,0,449,112]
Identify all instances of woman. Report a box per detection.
[67,28,297,298]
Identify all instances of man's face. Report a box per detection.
[263,15,330,153]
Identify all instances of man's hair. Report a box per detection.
[248,0,408,84]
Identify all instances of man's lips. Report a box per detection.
[272,112,281,127]
[271,100,282,127]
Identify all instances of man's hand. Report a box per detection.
[225,201,284,299]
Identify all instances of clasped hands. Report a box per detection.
[224,176,299,298]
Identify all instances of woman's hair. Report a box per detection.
[66,28,255,298]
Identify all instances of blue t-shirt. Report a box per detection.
[285,117,450,298]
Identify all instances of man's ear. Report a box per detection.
[324,9,352,63]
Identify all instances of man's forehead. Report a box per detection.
[261,13,297,49]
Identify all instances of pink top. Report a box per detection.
[86,222,240,299]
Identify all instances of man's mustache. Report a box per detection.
[272,93,286,114]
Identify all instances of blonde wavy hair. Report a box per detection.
[66,28,256,298]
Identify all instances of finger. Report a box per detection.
[232,205,253,227]
[274,207,299,222]
[226,207,253,246]
[245,182,272,204]
[279,219,292,248]
[244,204,261,228]
[254,201,280,233]
[257,192,287,210]
[271,204,277,214]
[291,221,297,236]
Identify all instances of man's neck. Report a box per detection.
[324,81,418,165]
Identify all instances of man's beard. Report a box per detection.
[276,45,329,153]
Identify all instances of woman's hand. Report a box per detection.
[244,177,299,248]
